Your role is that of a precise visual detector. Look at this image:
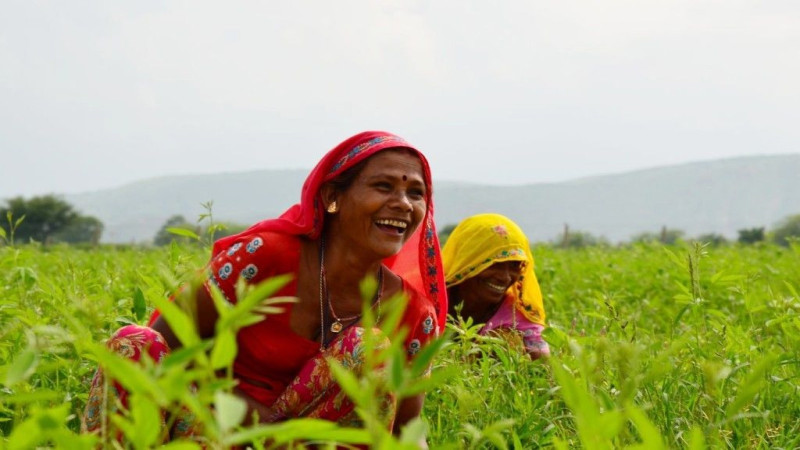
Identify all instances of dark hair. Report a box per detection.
[326,158,370,194]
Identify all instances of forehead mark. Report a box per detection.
[361,152,425,184]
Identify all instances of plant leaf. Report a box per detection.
[210,329,237,370]
[5,348,38,386]
[132,287,147,322]
[725,354,778,418]
[215,390,247,433]
[327,358,365,405]
[167,227,200,240]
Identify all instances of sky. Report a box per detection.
[2,0,799,198]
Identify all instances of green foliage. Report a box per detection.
[153,215,199,246]
[53,215,104,245]
[153,210,247,248]
[771,213,800,247]
[0,245,452,448]
[557,228,608,248]
[2,241,799,447]
[0,211,25,246]
[209,222,248,241]
[427,241,800,448]
[437,223,458,245]
[737,227,765,244]
[694,232,728,247]
[631,226,685,245]
[0,195,103,245]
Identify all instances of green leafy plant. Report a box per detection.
[0,211,25,246]
[2,239,799,448]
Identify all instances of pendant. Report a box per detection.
[330,321,343,333]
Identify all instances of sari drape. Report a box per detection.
[83,131,447,437]
[209,130,446,327]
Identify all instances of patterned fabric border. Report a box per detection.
[207,271,234,304]
[422,214,441,317]
[452,247,526,282]
[329,135,409,175]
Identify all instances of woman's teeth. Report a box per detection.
[375,219,407,233]
[485,281,507,292]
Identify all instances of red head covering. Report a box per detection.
[212,131,447,326]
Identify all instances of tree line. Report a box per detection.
[0,195,103,246]
[547,220,800,248]
[438,217,800,248]
[152,214,248,246]
[4,195,800,248]
[0,195,250,247]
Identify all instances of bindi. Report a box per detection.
[402,175,408,181]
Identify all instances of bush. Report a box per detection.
[0,195,103,245]
[557,230,608,248]
[738,227,765,244]
[631,227,685,245]
[695,233,728,247]
[152,215,199,246]
[771,214,800,247]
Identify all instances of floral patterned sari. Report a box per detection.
[83,131,447,439]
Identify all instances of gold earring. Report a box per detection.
[326,201,338,213]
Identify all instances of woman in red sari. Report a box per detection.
[83,131,446,438]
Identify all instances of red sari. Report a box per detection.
[83,131,447,436]
[205,230,438,417]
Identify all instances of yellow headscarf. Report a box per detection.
[442,214,545,325]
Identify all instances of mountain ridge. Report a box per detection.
[63,154,800,243]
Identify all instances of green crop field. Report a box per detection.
[1,241,798,449]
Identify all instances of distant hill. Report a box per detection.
[65,154,800,244]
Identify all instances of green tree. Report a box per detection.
[437,223,458,245]
[695,233,728,247]
[771,214,800,247]
[557,229,608,248]
[0,195,79,244]
[210,222,249,241]
[153,215,199,246]
[737,227,765,244]
[54,215,104,245]
[632,226,685,245]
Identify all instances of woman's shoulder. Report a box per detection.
[395,275,439,358]
[208,230,302,303]
[398,278,437,320]
[213,230,300,258]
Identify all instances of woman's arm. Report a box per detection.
[153,285,285,426]
[151,283,220,351]
[394,393,428,447]
[394,393,424,433]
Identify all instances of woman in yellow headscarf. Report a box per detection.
[442,213,549,358]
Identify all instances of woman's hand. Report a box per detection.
[393,393,424,433]
[233,386,285,425]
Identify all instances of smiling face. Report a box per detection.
[455,260,524,310]
[324,149,427,260]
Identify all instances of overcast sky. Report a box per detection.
[2,0,799,198]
